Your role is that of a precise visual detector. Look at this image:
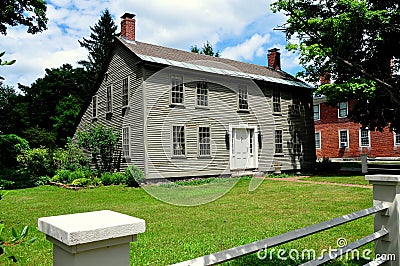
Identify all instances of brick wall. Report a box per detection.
[314,99,400,159]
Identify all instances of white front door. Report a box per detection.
[230,126,258,170]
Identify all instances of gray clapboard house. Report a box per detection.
[76,13,315,180]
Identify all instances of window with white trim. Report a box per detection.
[395,132,400,146]
[273,89,281,113]
[196,82,208,107]
[275,130,283,154]
[122,127,130,157]
[238,85,248,110]
[339,129,349,148]
[172,125,185,156]
[293,130,301,154]
[106,86,112,113]
[171,75,184,105]
[338,102,348,118]
[122,77,129,107]
[360,128,370,147]
[92,95,97,118]
[315,132,321,149]
[249,129,255,154]
[199,127,211,156]
[313,104,320,121]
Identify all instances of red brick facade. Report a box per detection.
[314,98,400,159]
[121,13,136,41]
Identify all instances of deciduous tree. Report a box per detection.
[271,0,400,131]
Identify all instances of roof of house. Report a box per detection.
[116,36,310,88]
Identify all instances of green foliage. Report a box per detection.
[77,124,118,174]
[52,169,72,183]
[17,147,53,182]
[52,140,89,171]
[111,172,125,185]
[0,223,36,263]
[101,172,113,186]
[0,134,29,169]
[190,41,220,57]
[0,0,48,35]
[125,165,145,187]
[271,0,400,131]
[0,52,16,80]
[71,178,91,187]
[79,9,117,88]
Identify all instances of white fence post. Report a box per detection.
[366,175,400,265]
[38,210,145,266]
[361,154,368,174]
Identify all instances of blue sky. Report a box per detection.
[0,0,303,88]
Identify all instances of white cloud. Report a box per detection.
[221,33,270,61]
[0,0,298,87]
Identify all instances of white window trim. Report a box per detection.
[272,89,281,113]
[338,129,349,148]
[237,84,249,111]
[122,127,131,158]
[315,131,321,149]
[106,85,113,113]
[359,128,371,147]
[274,129,284,154]
[171,124,186,158]
[122,76,130,108]
[92,95,97,118]
[198,125,212,158]
[338,101,348,118]
[195,80,209,108]
[170,75,185,106]
[394,132,400,146]
[313,104,320,121]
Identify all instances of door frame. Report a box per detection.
[229,124,259,170]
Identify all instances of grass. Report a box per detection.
[0,178,374,265]
[301,175,370,186]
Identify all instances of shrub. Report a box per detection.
[111,172,125,185]
[71,178,91,187]
[52,140,89,171]
[125,165,145,187]
[101,172,113,186]
[0,134,30,169]
[35,176,51,186]
[68,170,86,183]
[17,147,53,180]
[91,177,102,186]
[53,169,72,183]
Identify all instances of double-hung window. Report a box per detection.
[106,86,112,113]
[339,129,349,148]
[293,130,301,154]
[273,89,281,113]
[315,132,321,149]
[172,125,185,156]
[313,104,320,121]
[196,82,208,107]
[238,85,248,110]
[198,127,211,157]
[275,130,283,154]
[171,75,184,105]
[92,95,97,118]
[338,102,348,118]
[122,127,130,157]
[359,128,370,147]
[395,132,400,146]
[122,77,129,107]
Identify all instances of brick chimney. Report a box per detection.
[121,13,136,41]
[268,48,281,70]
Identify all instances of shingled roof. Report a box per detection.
[116,36,309,88]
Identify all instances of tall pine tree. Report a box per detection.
[79,9,117,89]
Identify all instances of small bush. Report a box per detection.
[52,140,89,171]
[68,170,86,183]
[111,172,125,185]
[91,177,102,186]
[53,169,72,183]
[125,165,145,187]
[35,176,51,186]
[101,172,113,186]
[71,178,91,187]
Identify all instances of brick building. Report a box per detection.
[314,97,400,159]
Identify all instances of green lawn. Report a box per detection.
[0,178,373,265]
[300,175,370,186]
